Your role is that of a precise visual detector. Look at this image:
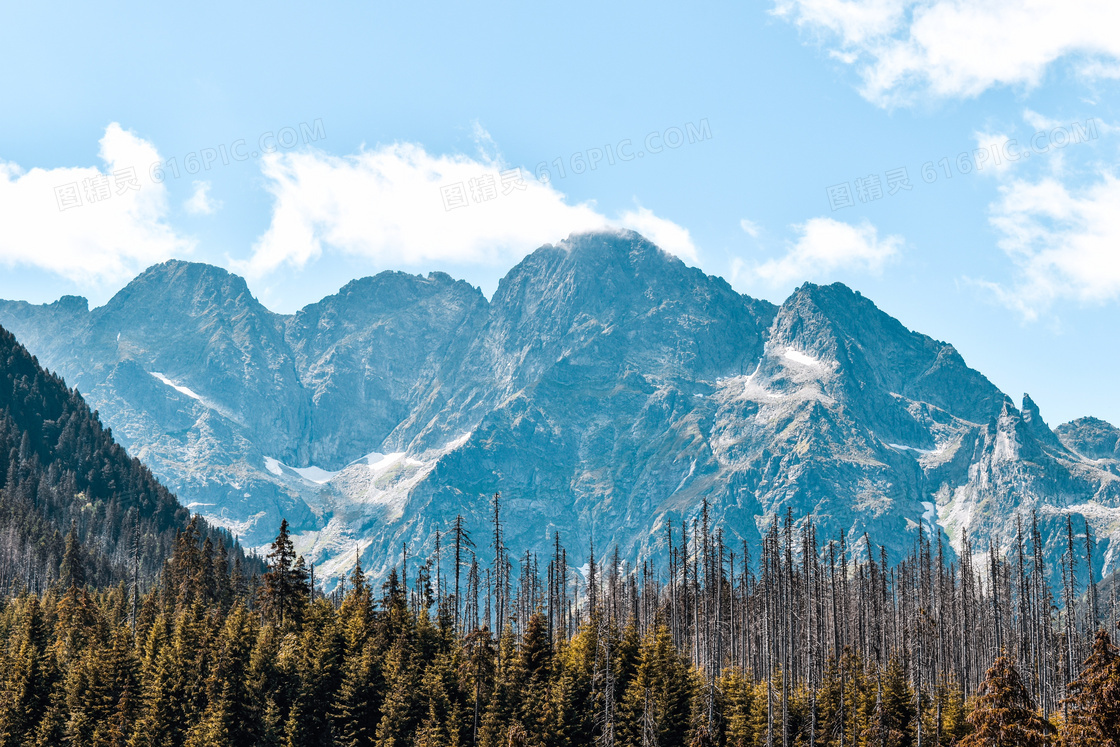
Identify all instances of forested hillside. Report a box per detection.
[0,323,250,592]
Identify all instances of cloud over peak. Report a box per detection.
[238,139,698,279]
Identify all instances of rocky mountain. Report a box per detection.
[1,230,1116,589]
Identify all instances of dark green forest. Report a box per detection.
[0,323,255,593]
[0,503,1117,747]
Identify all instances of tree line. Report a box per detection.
[0,493,1117,747]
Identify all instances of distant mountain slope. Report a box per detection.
[0,324,241,591]
[1,230,1117,590]
[1057,417,1120,461]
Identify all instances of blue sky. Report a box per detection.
[1,0,1119,427]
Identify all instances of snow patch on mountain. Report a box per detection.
[276,431,477,579]
[291,465,340,484]
[206,509,267,539]
[921,501,939,535]
[889,443,936,455]
[783,347,821,367]
[150,371,203,401]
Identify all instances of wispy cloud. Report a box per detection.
[184,181,220,215]
[773,0,1120,106]
[740,218,762,238]
[753,217,902,286]
[984,172,1120,320]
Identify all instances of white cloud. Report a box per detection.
[184,181,220,215]
[616,206,699,263]
[1022,109,1062,132]
[0,123,191,284]
[754,217,901,285]
[972,130,1017,178]
[986,172,1120,319]
[774,0,1120,106]
[972,111,1105,181]
[740,218,762,238]
[238,140,698,277]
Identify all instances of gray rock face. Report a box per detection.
[1,230,1117,589]
[1057,417,1120,461]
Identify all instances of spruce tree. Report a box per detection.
[334,640,382,747]
[862,657,915,747]
[60,523,86,590]
[518,612,554,745]
[1060,629,1120,747]
[375,636,423,747]
[0,598,57,747]
[261,520,307,629]
[961,656,1055,747]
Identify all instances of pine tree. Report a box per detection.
[413,652,459,747]
[940,685,973,746]
[285,600,343,747]
[375,635,423,747]
[862,657,915,747]
[129,614,184,747]
[1060,629,1120,747]
[60,523,86,590]
[334,640,383,747]
[619,625,695,747]
[517,612,554,745]
[0,597,57,747]
[65,625,140,747]
[479,628,526,747]
[961,656,1055,747]
[261,520,308,629]
[718,667,756,747]
[184,605,256,747]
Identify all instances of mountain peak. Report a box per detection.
[100,261,264,324]
[495,230,708,306]
[1021,393,1064,450]
[783,281,876,319]
[130,259,249,294]
[1055,416,1120,460]
[51,295,89,314]
[771,279,1005,425]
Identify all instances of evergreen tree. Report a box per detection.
[0,598,57,747]
[1060,629,1120,747]
[375,635,423,747]
[60,524,86,590]
[518,612,554,745]
[184,605,256,747]
[940,685,973,746]
[129,615,184,747]
[65,625,139,747]
[961,656,1055,747]
[619,625,695,747]
[718,667,756,747]
[261,521,308,629]
[334,640,382,747]
[862,657,916,747]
